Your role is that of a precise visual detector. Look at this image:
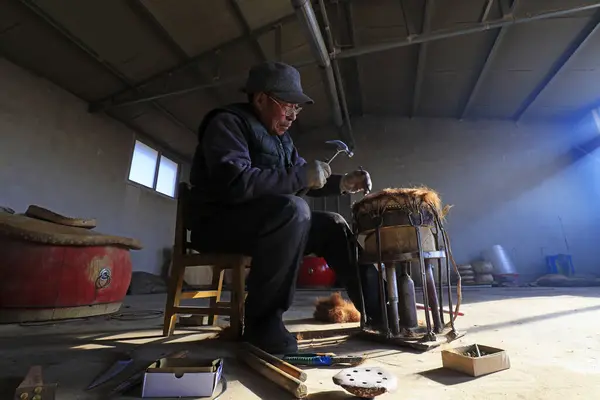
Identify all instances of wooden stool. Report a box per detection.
[163,182,252,338]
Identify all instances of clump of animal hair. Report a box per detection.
[352,185,452,220]
[313,292,361,323]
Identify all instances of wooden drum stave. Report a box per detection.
[352,187,446,261]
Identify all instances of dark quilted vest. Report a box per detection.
[190,103,296,202]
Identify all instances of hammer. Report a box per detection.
[325,140,354,165]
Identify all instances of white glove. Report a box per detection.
[306,160,332,189]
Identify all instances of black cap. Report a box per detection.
[242,61,314,105]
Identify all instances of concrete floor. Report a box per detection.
[0,286,599,399]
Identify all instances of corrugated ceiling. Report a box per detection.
[1,0,600,161]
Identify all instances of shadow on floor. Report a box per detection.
[453,286,600,306]
[465,303,600,335]
[0,377,23,399]
[306,390,356,399]
[417,367,475,386]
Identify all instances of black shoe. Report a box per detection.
[243,317,298,354]
[242,329,298,354]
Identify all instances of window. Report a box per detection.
[128,140,179,198]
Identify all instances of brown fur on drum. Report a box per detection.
[313,292,361,323]
[352,186,452,219]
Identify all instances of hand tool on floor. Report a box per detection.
[14,366,57,400]
[109,350,188,396]
[86,352,133,390]
[237,343,308,399]
[282,353,366,367]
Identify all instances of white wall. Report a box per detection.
[295,115,600,283]
[0,58,188,276]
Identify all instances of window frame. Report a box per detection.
[126,138,181,200]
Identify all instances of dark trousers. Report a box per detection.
[190,194,381,330]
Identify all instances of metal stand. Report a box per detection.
[352,208,464,352]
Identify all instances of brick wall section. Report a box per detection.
[294,115,600,283]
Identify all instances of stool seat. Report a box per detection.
[163,183,252,338]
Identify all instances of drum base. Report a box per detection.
[0,302,123,323]
[358,327,466,352]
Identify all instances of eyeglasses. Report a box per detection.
[268,95,303,117]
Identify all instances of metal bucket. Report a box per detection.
[483,245,518,276]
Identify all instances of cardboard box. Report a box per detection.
[441,344,510,377]
[141,357,223,398]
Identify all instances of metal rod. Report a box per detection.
[415,226,435,341]
[351,222,367,329]
[432,225,445,326]
[440,222,456,333]
[335,3,600,60]
[327,150,342,164]
[89,12,298,112]
[375,226,390,336]
[481,0,496,22]
[16,0,195,135]
[91,1,600,113]
[385,262,401,336]
[229,0,268,62]
[514,9,600,121]
[425,261,443,333]
[437,258,445,326]
[292,0,344,129]
[275,24,283,61]
[343,0,364,116]
[461,27,509,119]
[319,0,352,123]
[93,59,315,110]
[126,0,224,104]
[399,0,416,37]
[411,0,435,118]
[461,0,520,119]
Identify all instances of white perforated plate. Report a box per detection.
[333,366,397,398]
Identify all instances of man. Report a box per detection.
[188,61,381,354]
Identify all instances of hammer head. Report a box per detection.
[325,140,354,158]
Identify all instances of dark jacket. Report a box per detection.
[189,103,342,213]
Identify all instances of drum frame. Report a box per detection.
[351,206,464,351]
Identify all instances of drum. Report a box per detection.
[0,207,142,323]
[352,187,447,260]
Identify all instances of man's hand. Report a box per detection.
[306,160,332,189]
[340,169,372,194]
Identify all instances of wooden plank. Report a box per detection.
[180,290,219,299]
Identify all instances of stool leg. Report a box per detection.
[163,261,185,337]
[230,264,245,339]
[207,268,225,326]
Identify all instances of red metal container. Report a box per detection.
[0,238,133,323]
[297,256,337,288]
